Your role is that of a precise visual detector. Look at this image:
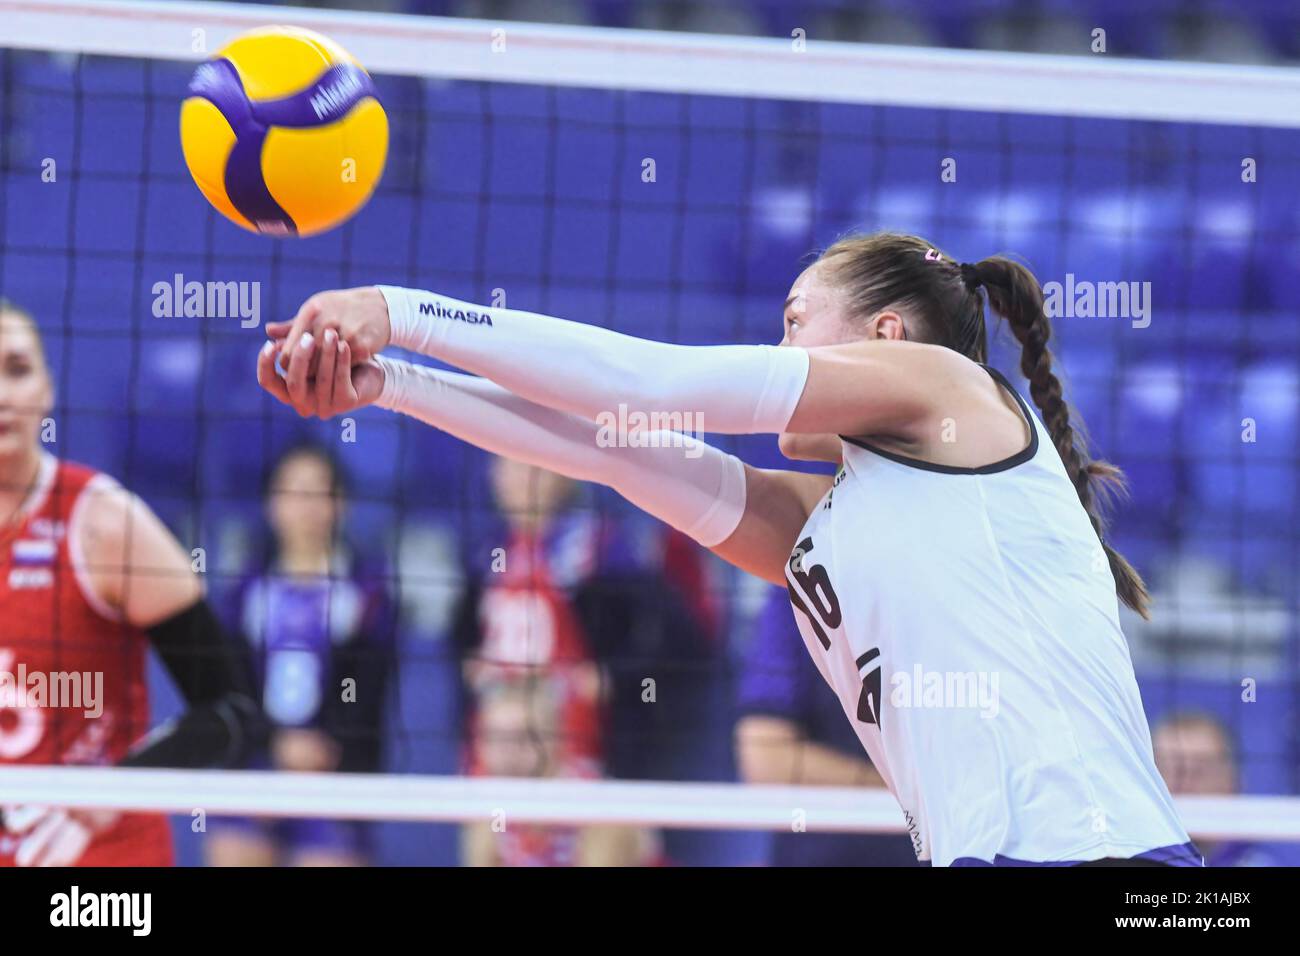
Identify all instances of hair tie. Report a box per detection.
[959,262,982,293]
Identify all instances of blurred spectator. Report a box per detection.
[461,677,658,865]
[632,0,761,36]
[457,458,605,783]
[1152,711,1283,867]
[450,0,589,25]
[206,444,394,867]
[736,587,917,866]
[451,456,718,863]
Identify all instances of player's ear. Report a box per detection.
[868,310,907,342]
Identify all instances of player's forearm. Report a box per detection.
[737,717,886,788]
[377,286,810,435]
[375,356,746,547]
[790,741,887,788]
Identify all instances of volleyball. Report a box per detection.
[179,26,388,238]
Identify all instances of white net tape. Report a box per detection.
[4,0,1300,126]
[0,766,1297,841]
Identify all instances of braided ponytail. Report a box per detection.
[970,257,1152,619]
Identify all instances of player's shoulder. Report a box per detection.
[34,457,128,528]
[54,458,126,498]
[47,456,107,495]
[66,467,157,554]
[72,471,134,519]
[55,456,97,482]
[850,340,1004,399]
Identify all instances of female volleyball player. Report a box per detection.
[0,300,263,867]
[257,231,1199,867]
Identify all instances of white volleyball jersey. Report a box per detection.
[783,365,1197,867]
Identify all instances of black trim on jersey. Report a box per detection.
[786,580,832,650]
[855,648,882,726]
[838,364,1039,475]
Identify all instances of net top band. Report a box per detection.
[4,0,1300,127]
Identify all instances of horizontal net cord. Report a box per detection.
[2,0,1299,126]
[0,766,1296,840]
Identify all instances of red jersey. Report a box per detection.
[0,455,173,866]
[496,822,582,868]
[467,528,604,777]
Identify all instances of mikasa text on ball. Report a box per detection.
[180,26,388,238]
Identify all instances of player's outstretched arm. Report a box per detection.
[256,338,828,585]
[266,286,944,440]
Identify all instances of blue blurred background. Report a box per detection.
[1,0,1297,864]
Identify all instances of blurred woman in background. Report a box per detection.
[205,443,393,867]
[463,677,658,867]
[0,299,261,867]
[456,457,605,784]
[453,454,722,864]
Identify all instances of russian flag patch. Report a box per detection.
[11,539,56,566]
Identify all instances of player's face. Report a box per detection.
[1152,722,1236,796]
[778,263,858,349]
[0,311,53,463]
[477,694,555,777]
[490,456,574,530]
[267,453,340,557]
[777,265,852,463]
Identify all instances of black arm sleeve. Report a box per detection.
[322,637,393,774]
[119,599,268,769]
[448,578,483,728]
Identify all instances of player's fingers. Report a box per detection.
[27,814,92,868]
[13,810,67,867]
[284,332,318,416]
[1,804,49,836]
[264,321,292,340]
[256,341,292,405]
[278,298,321,371]
[313,317,342,382]
[55,819,94,867]
[315,329,339,417]
[335,339,358,408]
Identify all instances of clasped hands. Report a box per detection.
[255,286,392,419]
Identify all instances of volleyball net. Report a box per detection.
[1,0,1298,863]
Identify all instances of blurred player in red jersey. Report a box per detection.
[455,457,678,866]
[0,300,263,867]
[460,458,605,778]
[463,678,657,867]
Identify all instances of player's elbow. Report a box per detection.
[218,691,271,766]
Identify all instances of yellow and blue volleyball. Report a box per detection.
[179,26,388,238]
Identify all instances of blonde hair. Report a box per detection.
[0,298,45,363]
